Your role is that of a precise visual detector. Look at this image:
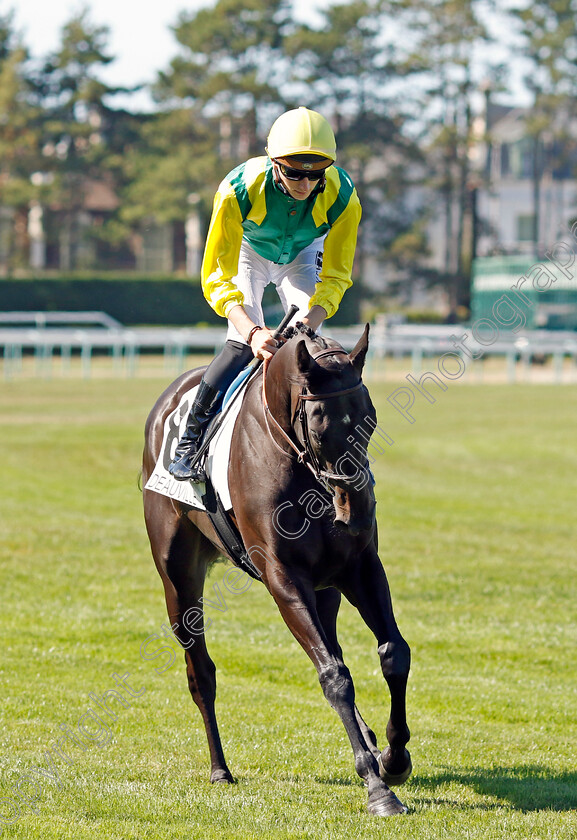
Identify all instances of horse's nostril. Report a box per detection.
[333,516,362,537]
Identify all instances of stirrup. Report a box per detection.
[168,448,206,482]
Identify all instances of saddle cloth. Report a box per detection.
[144,382,246,511]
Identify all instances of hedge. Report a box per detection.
[0,275,360,326]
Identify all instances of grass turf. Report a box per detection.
[0,372,576,839]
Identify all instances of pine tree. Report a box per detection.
[120,0,295,269]
[395,0,502,313]
[0,11,42,271]
[154,0,293,159]
[32,8,127,269]
[513,0,577,250]
[284,0,428,299]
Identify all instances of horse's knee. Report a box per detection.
[318,662,354,709]
[378,638,410,680]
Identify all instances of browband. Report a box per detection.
[311,348,349,362]
[298,381,363,400]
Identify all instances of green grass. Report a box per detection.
[0,373,576,839]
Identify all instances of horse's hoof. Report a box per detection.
[367,787,408,816]
[210,768,234,784]
[378,748,412,786]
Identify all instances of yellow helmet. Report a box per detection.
[266,107,336,166]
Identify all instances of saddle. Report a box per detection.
[145,371,261,580]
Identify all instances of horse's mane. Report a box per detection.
[281,322,331,351]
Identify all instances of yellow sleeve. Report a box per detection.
[201,181,246,318]
[309,189,362,319]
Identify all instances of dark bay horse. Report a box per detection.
[142,324,412,817]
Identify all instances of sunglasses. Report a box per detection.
[277,162,327,182]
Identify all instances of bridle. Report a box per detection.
[262,347,366,493]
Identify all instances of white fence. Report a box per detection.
[1,311,577,382]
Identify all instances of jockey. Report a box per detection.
[169,106,362,481]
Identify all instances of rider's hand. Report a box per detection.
[249,327,278,360]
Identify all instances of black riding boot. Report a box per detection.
[168,380,223,482]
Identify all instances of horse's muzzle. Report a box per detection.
[332,486,376,536]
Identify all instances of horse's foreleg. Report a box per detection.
[338,548,412,788]
[144,494,233,784]
[315,588,380,761]
[268,570,406,816]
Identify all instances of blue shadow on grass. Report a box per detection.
[415,766,577,812]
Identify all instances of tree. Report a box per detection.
[513,0,577,251]
[397,0,501,313]
[120,107,218,226]
[284,0,428,299]
[31,7,129,268]
[0,10,44,271]
[120,0,296,271]
[154,0,294,158]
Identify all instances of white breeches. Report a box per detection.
[226,237,325,343]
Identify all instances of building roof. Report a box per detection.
[83,178,119,212]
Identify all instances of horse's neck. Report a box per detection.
[265,356,296,426]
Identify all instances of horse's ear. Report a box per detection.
[296,339,312,374]
[349,324,370,375]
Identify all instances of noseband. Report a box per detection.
[262,348,365,492]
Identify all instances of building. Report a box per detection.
[476,103,577,257]
[470,102,577,330]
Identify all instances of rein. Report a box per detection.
[262,348,365,492]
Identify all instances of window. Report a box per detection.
[517,214,535,242]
